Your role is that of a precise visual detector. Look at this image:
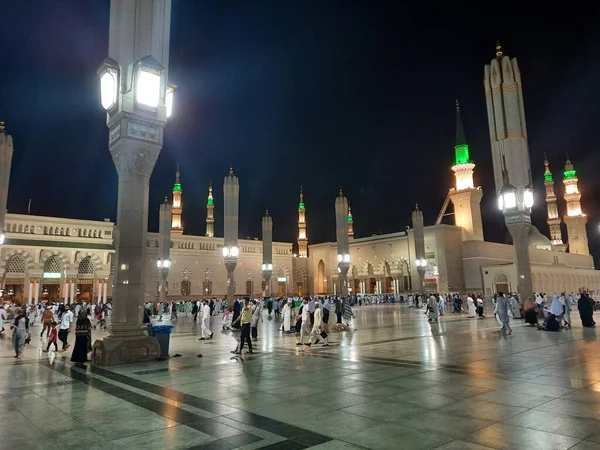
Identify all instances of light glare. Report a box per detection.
[136,70,160,108]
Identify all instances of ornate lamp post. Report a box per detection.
[93,0,175,365]
[335,190,350,296]
[485,44,534,300]
[223,168,239,305]
[261,210,273,297]
[157,198,172,303]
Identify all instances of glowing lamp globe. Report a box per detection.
[136,68,161,108]
[100,70,117,110]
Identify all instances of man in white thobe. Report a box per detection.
[427,295,439,322]
[282,299,291,332]
[467,295,476,318]
[200,300,212,340]
[309,301,328,346]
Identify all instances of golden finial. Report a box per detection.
[175,164,180,181]
[265,209,269,216]
[496,41,503,58]
[455,99,460,111]
[163,196,169,204]
[299,186,304,202]
[339,188,343,196]
[229,166,234,176]
[415,203,420,211]
[0,121,5,134]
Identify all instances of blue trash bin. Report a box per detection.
[151,325,174,358]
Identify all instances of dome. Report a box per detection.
[528,226,552,250]
[505,225,552,250]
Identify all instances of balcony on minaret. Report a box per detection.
[452,163,476,191]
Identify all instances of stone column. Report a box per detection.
[92,0,173,365]
[0,123,13,239]
[223,168,239,305]
[412,205,426,292]
[102,281,108,304]
[34,280,40,304]
[506,219,534,299]
[335,190,350,296]
[28,281,33,304]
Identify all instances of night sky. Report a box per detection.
[1,2,599,262]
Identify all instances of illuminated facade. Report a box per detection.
[171,166,183,234]
[563,157,589,255]
[205,182,214,237]
[448,100,484,241]
[543,155,565,250]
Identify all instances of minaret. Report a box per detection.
[484,42,534,299]
[171,165,183,235]
[157,197,172,303]
[348,206,354,240]
[448,100,484,241]
[0,121,14,243]
[205,181,214,237]
[543,155,565,251]
[297,187,308,258]
[223,167,239,304]
[563,157,589,255]
[335,189,350,296]
[261,210,273,297]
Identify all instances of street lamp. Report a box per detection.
[135,57,163,109]
[98,58,119,111]
[497,183,518,212]
[415,258,427,268]
[156,259,171,269]
[523,184,534,209]
[222,246,239,258]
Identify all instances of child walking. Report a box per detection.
[44,322,58,353]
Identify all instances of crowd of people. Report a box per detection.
[1,289,597,360]
[0,300,108,363]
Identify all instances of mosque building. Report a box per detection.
[0,46,599,304]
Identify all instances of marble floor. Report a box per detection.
[1,304,599,450]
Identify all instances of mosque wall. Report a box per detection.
[482,263,600,298]
[145,232,294,298]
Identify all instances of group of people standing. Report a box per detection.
[0,300,98,365]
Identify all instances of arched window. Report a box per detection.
[44,255,63,273]
[6,254,26,274]
[78,256,95,276]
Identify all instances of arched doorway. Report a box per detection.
[181,267,191,296]
[316,260,326,294]
[77,256,95,301]
[384,262,393,293]
[494,273,509,295]
[42,255,64,302]
[367,263,375,293]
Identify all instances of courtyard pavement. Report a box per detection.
[1,304,599,450]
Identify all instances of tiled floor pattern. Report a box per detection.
[1,304,599,449]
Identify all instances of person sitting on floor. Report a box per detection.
[538,313,560,332]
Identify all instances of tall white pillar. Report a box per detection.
[102,281,108,304]
[70,281,76,303]
[97,280,102,304]
[0,123,14,239]
[335,190,350,296]
[261,211,273,298]
[223,168,239,305]
[34,280,40,304]
[28,282,33,304]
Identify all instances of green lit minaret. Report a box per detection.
[449,100,484,241]
[206,181,214,237]
[348,206,354,240]
[298,187,307,257]
[171,165,183,234]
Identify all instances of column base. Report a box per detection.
[92,335,160,366]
